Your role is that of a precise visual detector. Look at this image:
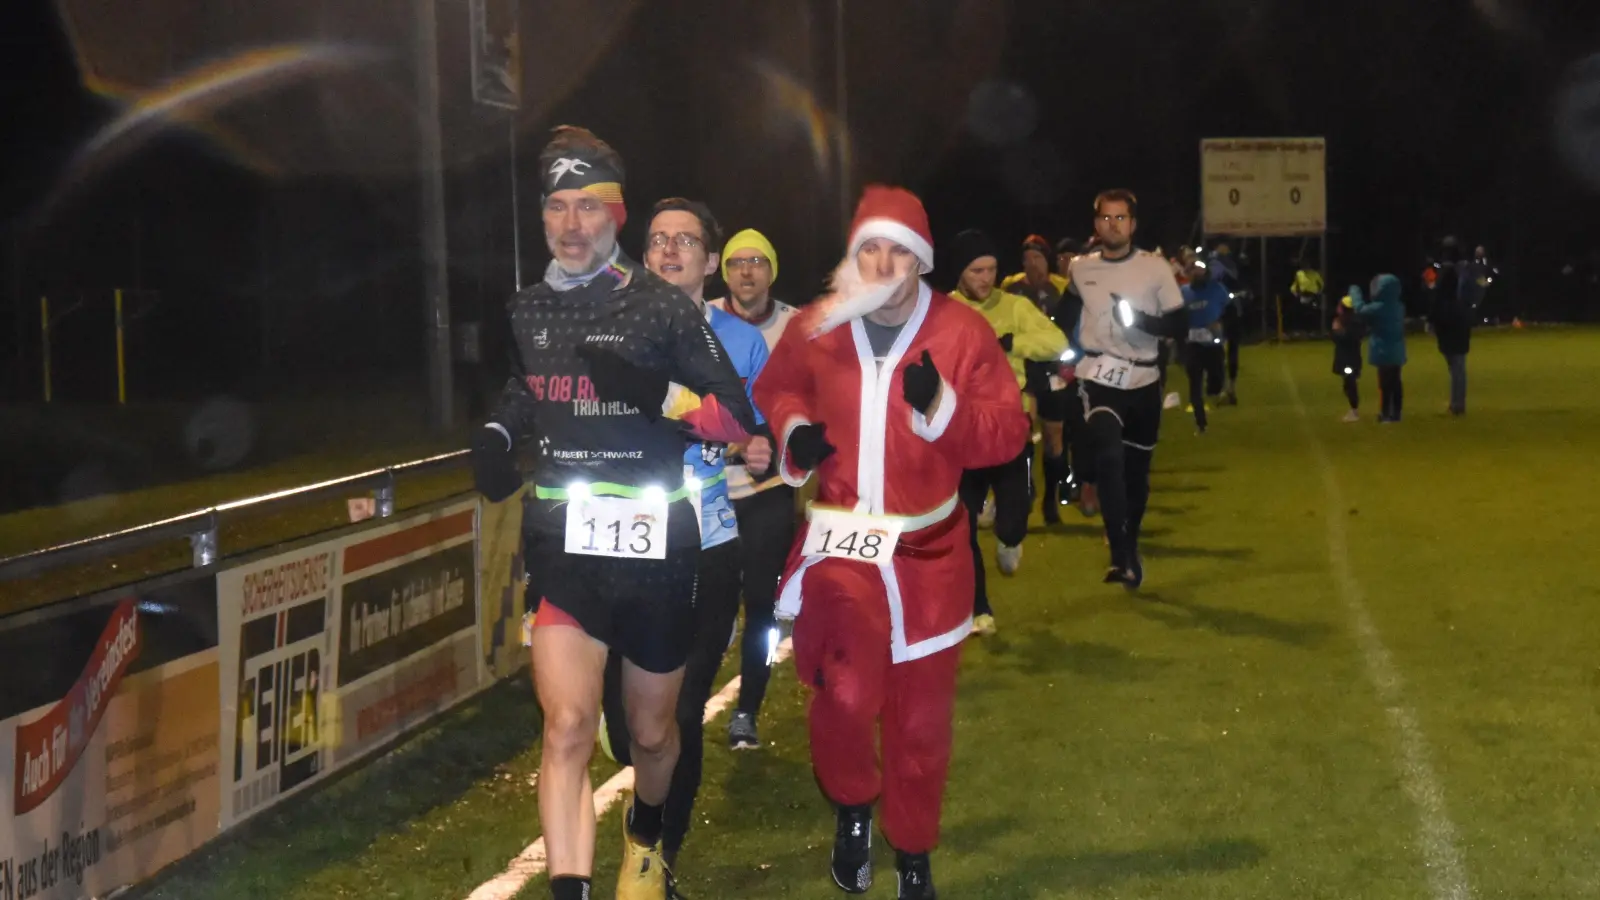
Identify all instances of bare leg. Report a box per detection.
[531,625,609,877]
[621,660,686,808]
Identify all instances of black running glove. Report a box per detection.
[471,425,523,503]
[576,344,669,420]
[998,333,1015,353]
[787,423,837,471]
[902,349,941,415]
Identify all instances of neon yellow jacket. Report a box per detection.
[1001,272,1070,294]
[1291,269,1325,296]
[951,288,1067,397]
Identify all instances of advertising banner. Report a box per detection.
[477,488,528,682]
[216,500,480,830]
[328,504,477,766]
[0,575,221,900]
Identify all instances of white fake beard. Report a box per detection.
[809,257,913,337]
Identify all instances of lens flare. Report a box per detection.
[750,57,847,180]
[37,42,385,222]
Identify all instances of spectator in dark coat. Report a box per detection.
[1428,242,1474,416]
[1332,289,1367,422]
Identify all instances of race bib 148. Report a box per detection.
[802,508,903,564]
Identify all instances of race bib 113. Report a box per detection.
[564,493,669,560]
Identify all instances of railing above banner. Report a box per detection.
[0,449,471,584]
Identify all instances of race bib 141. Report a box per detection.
[802,508,903,564]
[1079,356,1132,389]
[565,493,669,560]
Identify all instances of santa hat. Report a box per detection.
[847,185,934,274]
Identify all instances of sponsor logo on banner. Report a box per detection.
[13,601,140,816]
[217,500,480,829]
[0,575,222,900]
[330,507,477,764]
[477,489,529,682]
[217,549,335,829]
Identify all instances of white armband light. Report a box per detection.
[1115,297,1136,328]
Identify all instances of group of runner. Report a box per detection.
[470,126,1222,900]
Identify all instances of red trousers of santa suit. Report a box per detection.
[791,557,963,855]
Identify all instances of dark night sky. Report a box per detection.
[3,0,1600,403]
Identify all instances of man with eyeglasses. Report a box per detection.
[470,128,760,900]
[593,198,775,893]
[1058,189,1189,589]
[709,229,800,750]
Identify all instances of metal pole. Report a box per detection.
[1258,236,1269,340]
[1319,230,1330,335]
[510,116,523,291]
[834,0,850,235]
[40,296,50,403]
[115,288,127,404]
[10,233,21,396]
[415,0,454,432]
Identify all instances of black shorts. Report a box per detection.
[1079,379,1164,451]
[1033,386,1072,422]
[527,534,700,674]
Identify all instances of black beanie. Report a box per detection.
[1021,234,1052,262]
[948,229,999,277]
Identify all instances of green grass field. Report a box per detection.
[127,328,1600,900]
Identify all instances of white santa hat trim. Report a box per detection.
[848,217,934,274]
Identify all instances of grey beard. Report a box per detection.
[556,232,617,277]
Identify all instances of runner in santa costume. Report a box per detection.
[754,186,1030,899]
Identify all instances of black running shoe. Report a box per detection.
[896,851,936,899]
[830,804,873,894]
[1124,552,1144,592]
[1103,565,1131,585]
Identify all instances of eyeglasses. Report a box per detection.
[726,255,770,270]
[648,232,704,251]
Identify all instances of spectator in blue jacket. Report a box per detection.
[1180,259,1230,433]
[1354,273,1407,422]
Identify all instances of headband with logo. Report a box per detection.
[543,152,627,228]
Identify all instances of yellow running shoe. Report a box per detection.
[971,613,997,636]
[597,711,616,763]
[616,801,670,900]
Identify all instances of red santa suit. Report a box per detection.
[753,186,1030,854]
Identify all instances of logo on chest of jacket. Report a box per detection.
[585,334,625,344]
[532,328,549,350]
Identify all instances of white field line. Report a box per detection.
[467,638,793,900]
[1280,359,1473,900]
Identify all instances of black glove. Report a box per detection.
[471,425,523,503]
[787,423,836,471]
[902,349,941,415]
[576,344,669,419]
[998,333,1015,353]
